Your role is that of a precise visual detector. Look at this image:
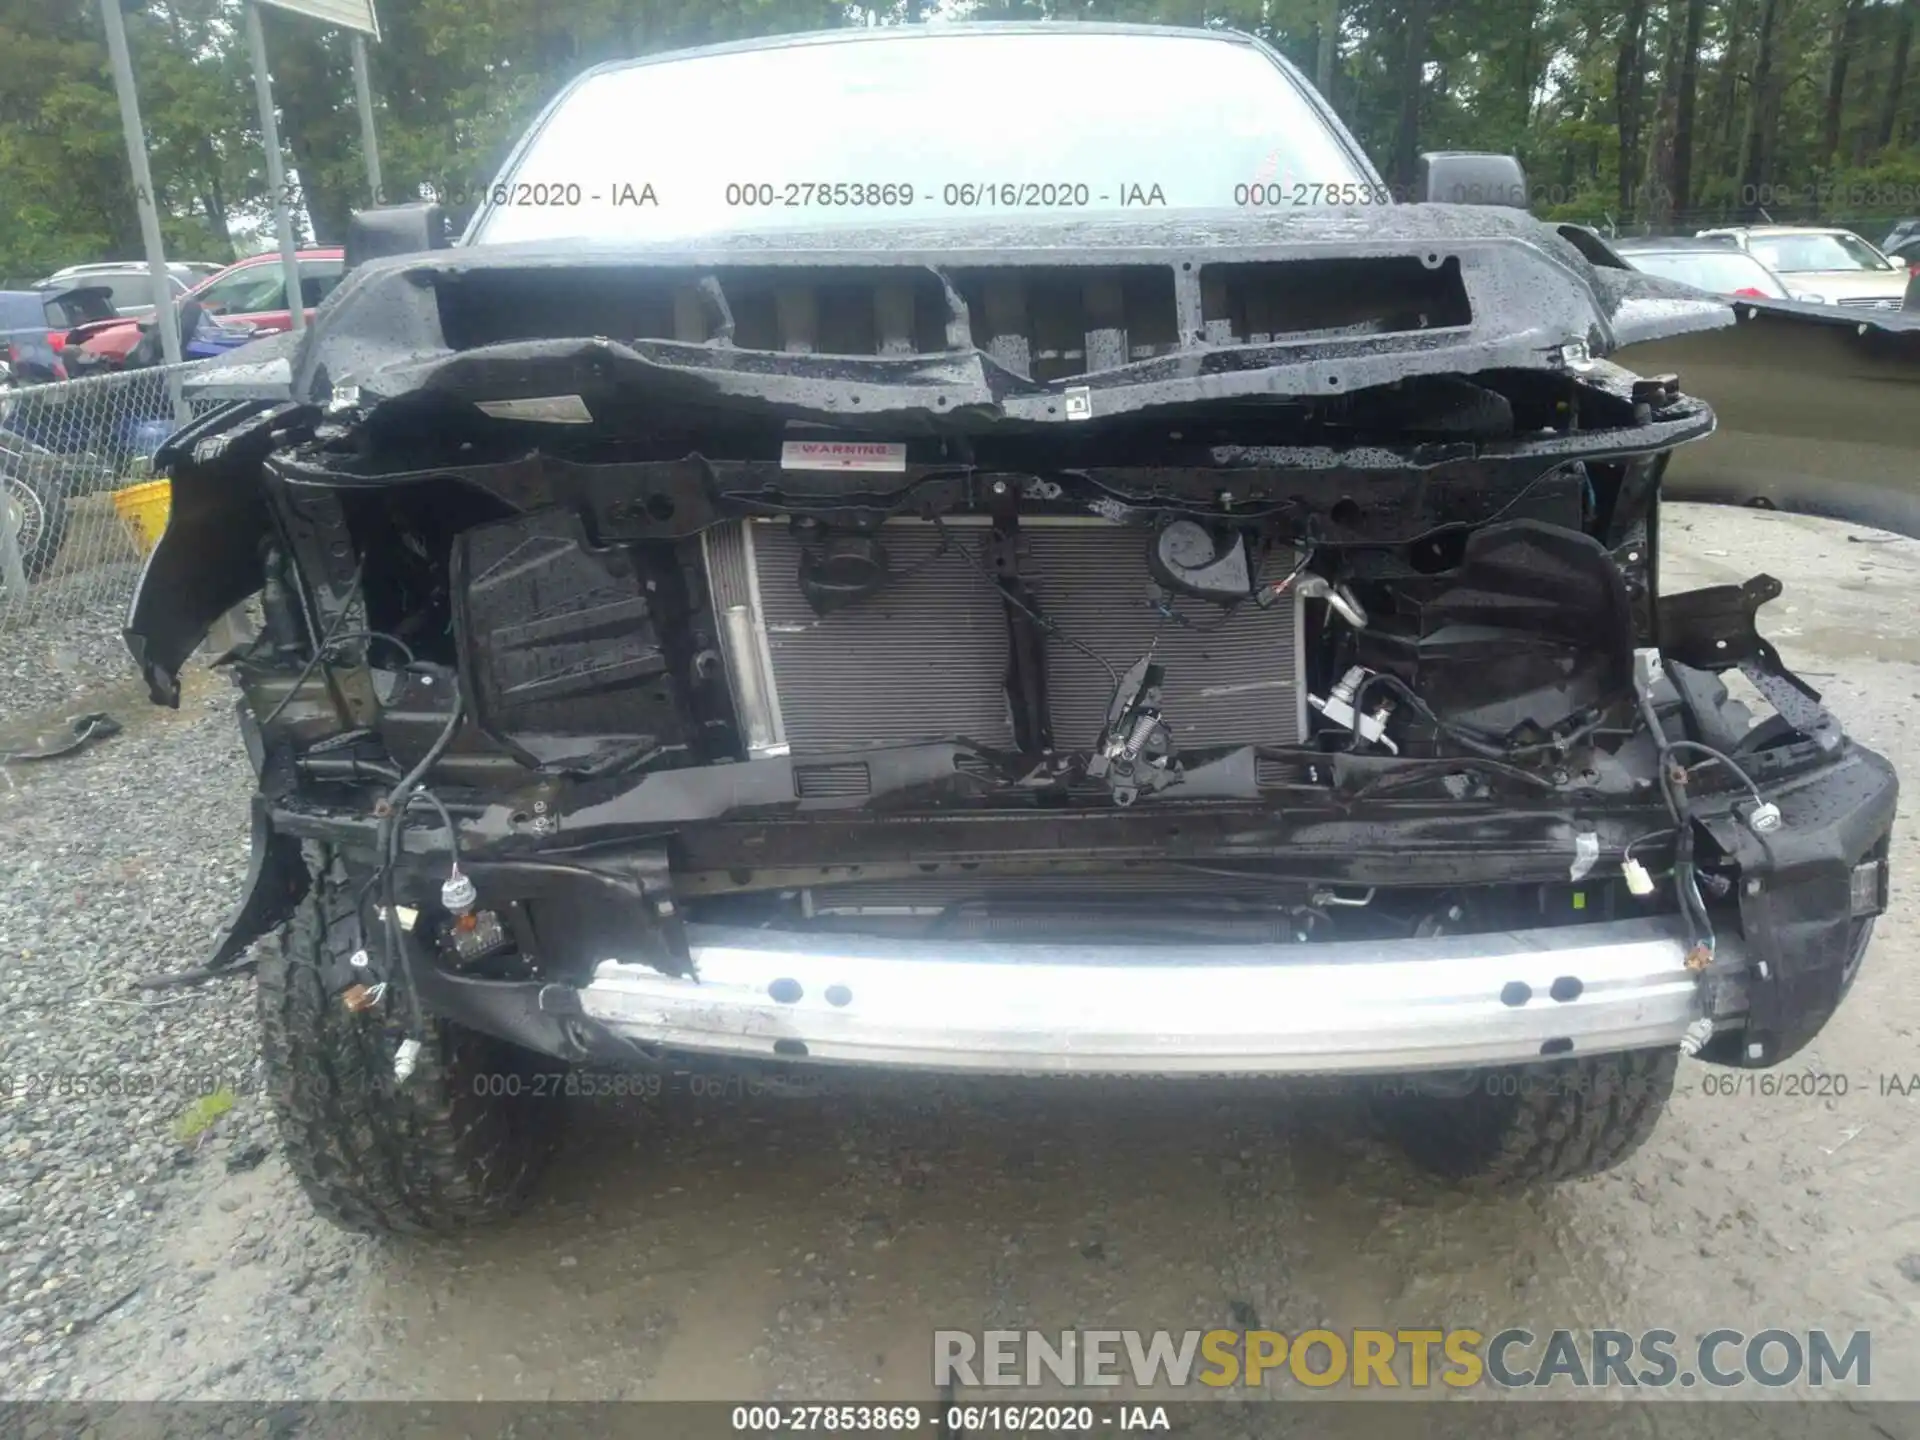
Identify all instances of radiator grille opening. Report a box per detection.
[1199,256,1471,343]
[438,264,1181,371]
[946,266,1180,379]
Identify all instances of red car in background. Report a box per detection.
[69,248,346,371]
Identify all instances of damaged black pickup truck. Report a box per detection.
[127,24,1897,1233]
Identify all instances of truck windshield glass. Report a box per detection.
[471,31,1370,244]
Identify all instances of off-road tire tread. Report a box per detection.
[257,854,557,1234]
[1381,1048,1679,1186]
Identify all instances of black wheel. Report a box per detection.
[1376,1047,1679,1186]
[257,853,561,1234]
[1,467,67,581]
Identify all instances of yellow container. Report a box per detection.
[113,478,172,554]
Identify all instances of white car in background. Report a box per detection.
[1606,235,1793,298]
[1693,224,1908,309]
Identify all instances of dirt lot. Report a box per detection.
[3,503,1917,1411]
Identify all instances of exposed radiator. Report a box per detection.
[705,518,1304,757]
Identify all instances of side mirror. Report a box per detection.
[344,202,449,271]
[1555,223,1632,269]
[1417,152,1529,209]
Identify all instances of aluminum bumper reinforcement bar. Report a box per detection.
[576,916,1746,1076]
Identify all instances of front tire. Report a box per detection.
[0,467,66,581]
[1376,1047,1679,1186]
[257,856,560,1234]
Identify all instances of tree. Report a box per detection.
[1821,0,1862,170]
[1738,0,1785,212]
[5,0,1920,279]
[1616,0,1650,216]
[1392,0,1432,188]
[1672,0,1707,218]
[1709,0,1751,185]
[1645,0,1685,227]
[1316,0,1339,101]
[1877,0,1915,148]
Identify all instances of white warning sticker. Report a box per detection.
[475,395,594,424]
[779,440,908,473]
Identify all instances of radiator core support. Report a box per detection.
[705,517,1307,759]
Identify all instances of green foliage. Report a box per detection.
[2,0,1915,276]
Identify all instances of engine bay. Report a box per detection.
[240,360,1695,802]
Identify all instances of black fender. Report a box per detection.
[216,794,312,972]
[137,793,310,989]
[123,401,288,707]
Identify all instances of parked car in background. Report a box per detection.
[34,262,200,318]
[1882,220,1920,275]
[2,283,134,581]
[1607,235,1793,298]
[0,285,120,385]
[68,249,347,373]
[1694,224,1908,308]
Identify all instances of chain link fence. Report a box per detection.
[1,360,232,723]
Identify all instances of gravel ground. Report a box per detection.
[1,504,1917,1411]
[0,563,145,728]
[0,682,365,1399]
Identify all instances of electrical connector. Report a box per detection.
[1622,857,1655,897]
[440,865,477,915]
[392,1037,422,1083]
[1746,801,1783,834]
[1679,1016,1715,1057]
[1308,666,1398,753]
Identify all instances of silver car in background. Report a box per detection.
[1694,225,1907,309]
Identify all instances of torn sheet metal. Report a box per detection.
[0,712,122,764]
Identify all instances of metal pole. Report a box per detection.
[244,1,307,336]
[99,0,189,424]
[350,33,383,204]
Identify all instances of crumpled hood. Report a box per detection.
[266,205,1747,426]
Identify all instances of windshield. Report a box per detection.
[59,272,181,312]
[193,259,346,314]
[1627,249,1789,297]
[44,289,119,327]
[471,31,1368,245]
[1748,232,1893,273]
